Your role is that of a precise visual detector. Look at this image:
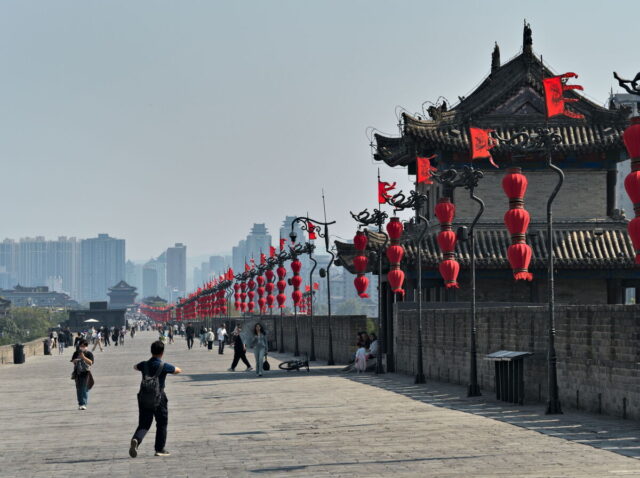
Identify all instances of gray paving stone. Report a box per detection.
[1,331,640,477]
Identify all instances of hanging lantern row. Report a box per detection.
[623,117,640,264]
[291,258,303,307]
[276,265,287,308]
[139,303,173,322]
[502,167,534,280]
[386,217,405,296]
[435,197,460,288]
[353,230,370,298]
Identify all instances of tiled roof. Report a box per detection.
[335,221,636,274]
[373,44,628,167]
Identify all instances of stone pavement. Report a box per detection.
[1,331,640,478]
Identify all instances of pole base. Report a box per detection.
[467,384,482,397]
[546,399,563,415]
[414,373,426,384]
[327,359,335,366]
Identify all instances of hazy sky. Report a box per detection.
[1,0,638,260]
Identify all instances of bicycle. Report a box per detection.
[278,354,310,372]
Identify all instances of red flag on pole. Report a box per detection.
[269,246,276,257]
[542,72,584,119]
[245,263,250,272]
[417,155,437,184]
[378,180,396,204]
[308,221,317,240]
[260,253,266,265]
[313,282,319,290]
[279,238,286,251]
[469,127,498,168]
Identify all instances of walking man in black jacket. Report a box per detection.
[129,340,182,458]
[227,326,252,372]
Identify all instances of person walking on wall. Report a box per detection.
[71,339,94,410]
[216,324,228,354]
[250,323,268,377]
[206,328,215,350]
[185,324,195,350]
[228,326,252,372]
[129,340,182,458]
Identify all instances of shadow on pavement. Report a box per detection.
[249,454,493,473]
[343,373,640,460]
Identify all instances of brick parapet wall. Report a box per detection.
[395,304,640,419]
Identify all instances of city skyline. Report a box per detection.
[1,2,636,259]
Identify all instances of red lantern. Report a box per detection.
[624,171,640,205]
[439,259,460,289]
[435,197,455,224]
[266,295,275,307]
[629,217,640,264]
[276,266,286,279]
[623,117,640,160]
[354,231,368,251]
[386,217,404,240]
[292,290,302,305]
[257,275,265,286]
[265,282,275,294]
[502,167,533,280]
[436,230,456,253]
[291,259,302,274]
[385,218,405,296]
[386,244,404,264]
[291,275,303,288]
[387,269,405,295]
[354,275,369,298]
[276,280,286,293]
[507,243,533,280]
[258,297,266,312]
[353,255,368,273]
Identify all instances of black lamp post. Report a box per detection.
[385,190,429,384]
[350,208,389,374]
[288,240,318,361]
[290,216,337,365]
[433,165,484,397]
[491,127,564,414]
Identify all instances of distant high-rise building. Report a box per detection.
[209,255,225,276]
[125,260,143,295]
[232,224,272,273]
[80,234,125,302]
[0,240,18,287]
[142,265,158,298]
[166,243,186,295]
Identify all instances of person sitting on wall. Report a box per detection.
[367,333,378,360]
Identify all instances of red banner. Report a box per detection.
[543,72,584,119]
[378,180,396,204]
[417,155,437,184]
[469,127,498,168]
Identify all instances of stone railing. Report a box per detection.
[0,337,48,364]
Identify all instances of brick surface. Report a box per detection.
[1,331,639,477]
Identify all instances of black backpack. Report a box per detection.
[138,360,164,410]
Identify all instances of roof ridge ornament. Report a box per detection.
[523,20,533,56]
[491,42,501,74]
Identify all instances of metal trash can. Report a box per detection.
[485,350,532,404]
[12,344,25,364]
[43,340,51,355]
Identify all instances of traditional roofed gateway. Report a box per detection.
[336,23,638,307]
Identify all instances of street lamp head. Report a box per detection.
[289,230,297,244]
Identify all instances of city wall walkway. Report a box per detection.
[1,331,640,477]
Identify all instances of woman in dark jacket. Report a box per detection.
[227,326,252,372]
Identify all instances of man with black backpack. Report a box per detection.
[129,340,182,458]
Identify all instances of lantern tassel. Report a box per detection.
[392,288,405,296]
[513,271,534,281]
[444,281,460,289]
[358,293,369,298]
